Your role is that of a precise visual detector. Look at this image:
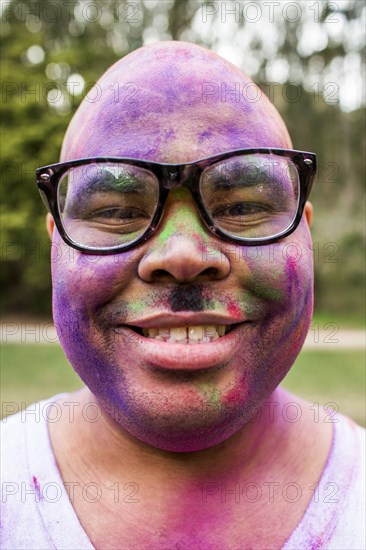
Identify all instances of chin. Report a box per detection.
[94,382,262,453]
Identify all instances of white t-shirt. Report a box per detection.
[1,394,365,550]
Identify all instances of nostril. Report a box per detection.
[148,267,222,283]
[152,269,171,280]
[202,267,219,278]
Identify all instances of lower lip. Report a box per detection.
[113,323,251,371]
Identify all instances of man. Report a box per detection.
[1,41,364,549]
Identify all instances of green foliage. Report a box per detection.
[1,0,365,317]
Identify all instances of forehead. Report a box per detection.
[61,43,291,163]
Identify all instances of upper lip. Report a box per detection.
[117,312,248,329]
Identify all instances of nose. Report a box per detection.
[138,192,230,284]
[138,236,230,283]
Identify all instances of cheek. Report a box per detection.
[50,232,137,319]
[219,230,314,406]
[282,222,314,305]
[237,226,314,310]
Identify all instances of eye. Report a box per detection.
[212,202,270,217]
[91,207,148,220]
[86,206,151,226]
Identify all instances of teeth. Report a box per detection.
[188,326,204,340]
[142,324,231,344]
[218,325,225,337]
[170,327,187,341]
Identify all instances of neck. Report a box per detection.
[55,386,298,486]
[48,386,333,549]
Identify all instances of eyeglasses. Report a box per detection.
[36,148,316,254]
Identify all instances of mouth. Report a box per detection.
[114,319,251,371]
[131,324,233,344]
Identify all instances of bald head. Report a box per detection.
[61,41,291,163]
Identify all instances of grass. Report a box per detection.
[1,344,82,415]
[281,350,365,426]
[1,344,365,426]
[311,311,365,330]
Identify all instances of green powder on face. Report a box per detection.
[197,383,221,409]
[157,221,179,244]
[253,285,283,301]
[252,267,285,302]
[157,216,204,244]
[157,189,207,245]
[202,299,216,311]
[269,266,284,280]
[172,187,189,200]
[128,300,149,314]
[210,388,221,407]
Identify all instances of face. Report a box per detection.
[51,42,314,452]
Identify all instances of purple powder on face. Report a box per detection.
[50,42,315,454]
[198,130,213,143]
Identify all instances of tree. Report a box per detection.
[1,0,364,317]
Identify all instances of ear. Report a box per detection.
[46,213,55,240]
[304,201,313,228]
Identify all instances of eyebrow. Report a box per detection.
[206,163,288,190]
[70,170,147,202]
[208,176,266,191]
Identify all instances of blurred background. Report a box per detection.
[1,0,365,423]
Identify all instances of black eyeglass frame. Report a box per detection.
[36,148,317,254]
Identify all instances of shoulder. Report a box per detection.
[283,412,365,550]
[333,413,365,506]
[1,395,69,550]
[1,392,72,473]
[323,414,365,549]
[1,405,31,480]
[333,413,365,471]
[1,395,68,471]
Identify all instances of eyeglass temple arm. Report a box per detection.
[37,187,52,213]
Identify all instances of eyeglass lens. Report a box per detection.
[57,154,300,249]
[200,154,299,239]
[58,164,160,248]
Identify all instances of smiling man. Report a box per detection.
[1,42,364,550]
